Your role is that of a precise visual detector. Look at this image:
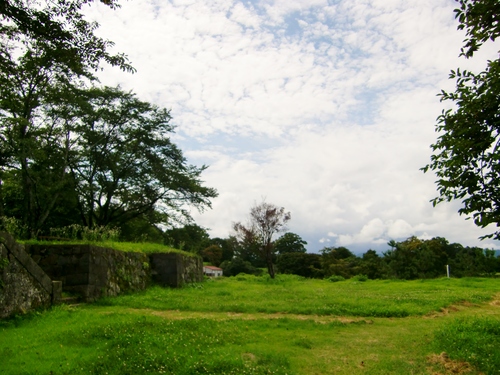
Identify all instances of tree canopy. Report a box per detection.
[423,0,500,239]
[0,0,216,238]
[274,232,307,254]
[233,200,291,278]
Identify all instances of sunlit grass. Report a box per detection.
[1,276,498,374]
[22,239,195,257]
[95,275,499,317]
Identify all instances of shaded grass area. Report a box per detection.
[22,239,195,257]
[95,275,498,317]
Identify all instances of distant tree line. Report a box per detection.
[186,228,499,279]
[182,200,499,280]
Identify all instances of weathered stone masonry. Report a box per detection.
[0,232,61,319]
[0,232,203,318]
[27,244,151,302]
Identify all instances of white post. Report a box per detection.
[446,264,450,278]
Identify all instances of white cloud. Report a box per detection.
[84,0,500,252]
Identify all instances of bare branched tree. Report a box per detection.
[233,200,291,278]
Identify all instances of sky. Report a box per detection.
[85,0,499,253]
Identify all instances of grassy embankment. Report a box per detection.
[0,275,499,375]
[22,239,197,257]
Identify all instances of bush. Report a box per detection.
[220,257,262,277]
[352,274,368,282]
[276,252,323,278]
[327,275,345,282]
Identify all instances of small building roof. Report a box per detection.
[203,266,223,271]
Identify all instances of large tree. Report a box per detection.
[0,1,217,239]
[423,0,500,239]
[0,0,132,237]
[64,86,217,230]
[233,201,291,278]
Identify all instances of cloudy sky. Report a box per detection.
[85,0,499,253]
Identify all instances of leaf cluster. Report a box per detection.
[424,0,500,239]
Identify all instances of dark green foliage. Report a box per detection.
[66,87,217,230]
[0,0,133,238]
[423,0,500,239]
[359,250,390,279]
[433,317,500,374]
[164,224,211,254]
[209,237,236,263]
[320,246,361,278]
[202,245,223,266]
[351,274,368,282]
[384,237,448,279]
[276,252,322,278]
[449,246,499,277]
[274,232,307,254]
[384,236,499,279]
[219,257,262,277]
[327,275,345,282]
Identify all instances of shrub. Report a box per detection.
[352,274,368,282]
[328,275,345,282]
[220,257,262,277]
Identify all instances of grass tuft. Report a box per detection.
[432,316,500,374]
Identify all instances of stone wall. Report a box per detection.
[28,244,151,302]
[150,253,203,287]
[1,233,203,318]
[0,233,61,319]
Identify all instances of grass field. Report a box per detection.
[1,275,499,375]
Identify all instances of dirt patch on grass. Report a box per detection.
[120,308,373,324]
[489,293,500,307]
[425,301,479,319]
[427,352,479,375]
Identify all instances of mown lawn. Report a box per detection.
[1,276,499,375]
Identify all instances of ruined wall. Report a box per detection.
[1,233,203,318]
[149,253,203,287]
[0,233,61,319]
[28,244,150,302]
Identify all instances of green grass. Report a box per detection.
[1,276,499,375]
[433,316,500,374]
[95,275,498,317]
[22,239,196,257]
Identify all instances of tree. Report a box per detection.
[276,252,322,278]
[274,232,307,254]
[164,224,212,254]
[0,0,132,237]
[202,245,223,267]
[233,200,291,278]
[0,0,133,74]
[359,250,390,280]
[209,237,236,263]
[320,246,360,279]
[423,0,500,239]
[219,257,261,277]
[64,86,217,230]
